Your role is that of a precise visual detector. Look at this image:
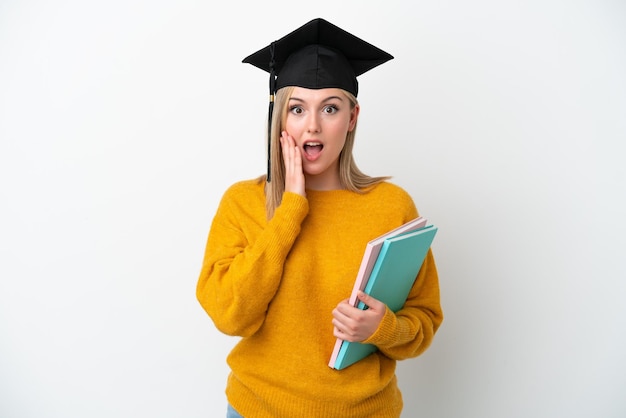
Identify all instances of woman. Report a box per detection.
[197,18,443,418]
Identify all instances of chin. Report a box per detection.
[303,168,327,177]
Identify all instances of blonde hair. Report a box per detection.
[262,86,390,219]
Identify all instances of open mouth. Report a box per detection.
[303,142,323,157]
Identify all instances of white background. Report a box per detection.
[1,1,625,417]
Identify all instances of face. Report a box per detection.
[284,87,359,190]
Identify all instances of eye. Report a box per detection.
[323,104,339,114]
[289,105,304,115]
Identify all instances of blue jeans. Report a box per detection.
[227,404,244,418]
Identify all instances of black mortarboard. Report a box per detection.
[242,18,393,181]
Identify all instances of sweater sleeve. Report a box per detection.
[362,248,443,360]
[196,189,309,337]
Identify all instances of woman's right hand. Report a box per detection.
[280,131,306,197]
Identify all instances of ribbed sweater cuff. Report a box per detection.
[363,306,398,348]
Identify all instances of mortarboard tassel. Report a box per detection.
[266,42,276,183]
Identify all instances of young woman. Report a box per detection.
[196,18,443,418]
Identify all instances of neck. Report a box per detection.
[304,170,343,191]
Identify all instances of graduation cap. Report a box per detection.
[242,18,393,181]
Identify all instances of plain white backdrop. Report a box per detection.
[1,1,625,417]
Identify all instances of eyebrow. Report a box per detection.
[289,95,345,103]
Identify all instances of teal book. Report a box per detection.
[330,225,438,370]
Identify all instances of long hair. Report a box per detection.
[262,86,390,219]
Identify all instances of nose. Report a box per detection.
[306,113,321,133]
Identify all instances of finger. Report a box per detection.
[333,299,356,317]
[333,325,348,340]
[282,132,297,171]
[332,306,358,331]
[280,133,292,163]
[332,318,357,340]
[293,144,302,172]
[280,134,288,164]
[357,291,384,311]
[332,305,361,331]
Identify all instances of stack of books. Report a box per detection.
[328,217,438,370]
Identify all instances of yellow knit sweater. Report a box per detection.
[197,179,443,418]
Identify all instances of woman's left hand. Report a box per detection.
[280,131,306,197]
[331,291,386,342]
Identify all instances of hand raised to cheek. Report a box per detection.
[332,291,386,343]
[280,131,306,197]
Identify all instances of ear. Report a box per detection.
[348,104,360,132]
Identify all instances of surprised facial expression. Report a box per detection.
[284,87,359,190]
